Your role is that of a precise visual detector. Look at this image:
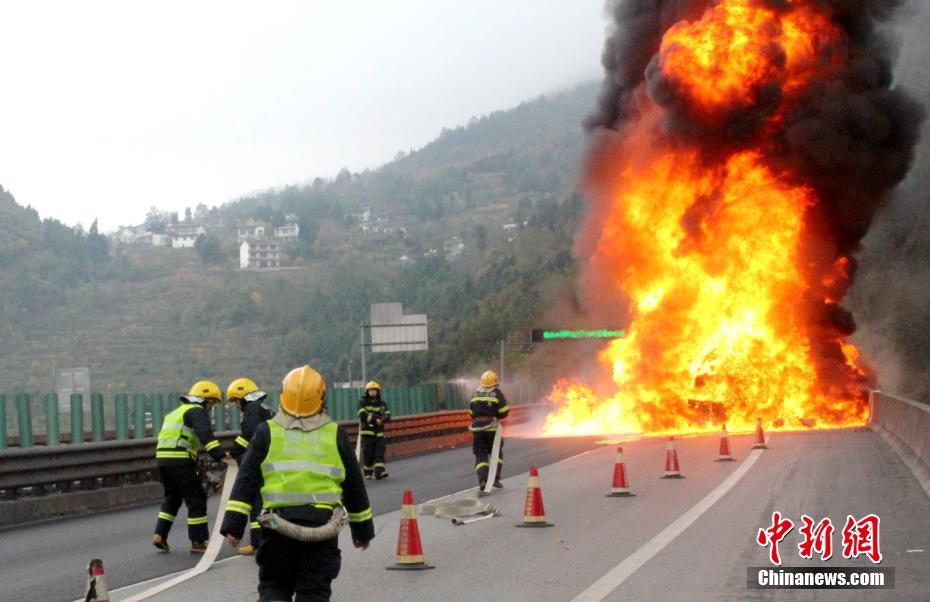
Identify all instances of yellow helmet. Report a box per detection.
[227,377,259,402]
[365,380,381,391]
[480,370,499,388]
[280,365,326,417]
[182,380,222,404]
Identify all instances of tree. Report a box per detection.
[87,219,109,262]
[184,207,192,222]
[195,234,226,265]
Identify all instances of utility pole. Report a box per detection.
[360,325,367,385]
[500,339,505,384]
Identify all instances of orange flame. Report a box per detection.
[545,0,869,437]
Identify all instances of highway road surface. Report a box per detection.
[4,429,929,601]
[0,436,598,601]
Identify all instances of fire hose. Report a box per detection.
[258,507,347,542]
[122,462,238,602]
[481,425,503,497]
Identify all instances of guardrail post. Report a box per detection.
[44,393,60,446]
[15,393,33,448]
[229,403,241,431]
[150,394,164,434]
[132,394,147,438]
[269,390,280,414]
[212,403,226,431]
[115,394,129,440]
[91,393,105,442]
[0,394,7,449]
[70,393,84,444]
[167,392,182,412]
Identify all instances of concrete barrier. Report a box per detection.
[870,391,930,497]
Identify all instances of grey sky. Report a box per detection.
[0,1,606,230]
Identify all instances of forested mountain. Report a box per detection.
[0,82,597,395]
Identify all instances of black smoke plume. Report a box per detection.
[579,0,924,401]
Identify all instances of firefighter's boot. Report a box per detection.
[189,540,208,554]
[153,534,171,552]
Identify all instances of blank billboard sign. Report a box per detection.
[57,367,90,409]
[370,302,428,353]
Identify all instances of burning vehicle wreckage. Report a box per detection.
[543,0,924,438]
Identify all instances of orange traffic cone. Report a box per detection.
[516,466,554,527]
[752,418,768,449]
[606,447,635,497]
[84,559,109,602]
[662,437,684,478]
[386,490,434,570]
[715,426,735,462]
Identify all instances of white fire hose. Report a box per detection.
[258,507,347,542]
[481,425,503,497]
[121,462,238,602]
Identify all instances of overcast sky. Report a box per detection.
[0,1,606,230]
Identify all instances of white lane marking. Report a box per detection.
[572,444,767,601]
[106,437,617,598]
[96,555,245,600]
[119,463,239,602]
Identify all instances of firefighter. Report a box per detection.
[227,377,273,555]
[221,365,374,602]
[357,380,391,480]
[469,370,510,493]
[153,380,228,554]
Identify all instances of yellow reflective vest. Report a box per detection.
[260,420,345,509]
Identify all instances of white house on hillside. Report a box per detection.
[240,240,282,269]
[274,222,300,242]
[170,225,206,248]
[237,219,268,242]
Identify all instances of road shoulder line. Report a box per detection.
[571,443,766,601]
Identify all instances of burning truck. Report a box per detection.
[545,0,923,436]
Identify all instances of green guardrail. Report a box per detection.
[1,381,544,449]
[91,393,105,442]
[70,394,84,444]
[0,394,6,450]
[44,394,60,446]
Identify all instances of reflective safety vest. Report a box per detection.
[156,404,202,460]
[261,420,345,509]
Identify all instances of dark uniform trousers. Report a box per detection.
[473,430,504,485]
[361,435,387,478]
[155,465,209,541]
[255,520,342,602]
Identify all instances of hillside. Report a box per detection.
[0,82,597,395]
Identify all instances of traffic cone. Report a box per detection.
[752,418,768,449]
[662,437,684,478]
[386,490,434,570]
[516,466,554,527]
[84,559,109,602]
[606,447,635,497]
[715,426,735,462]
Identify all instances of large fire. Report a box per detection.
[545,0,877,436]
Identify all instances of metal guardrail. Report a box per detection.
[0,406,535,501]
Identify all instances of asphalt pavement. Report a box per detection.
[0,435,600,602]
[108,429,930,602]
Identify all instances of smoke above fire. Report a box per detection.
[545,0,924,435]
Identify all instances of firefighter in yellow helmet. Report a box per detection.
[227,377,273,555]
[469,370,510,492]
[221,366,374,601]
[357,380,391,480]
[153,381,228,554]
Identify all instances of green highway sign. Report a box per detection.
[531,329,626,342]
